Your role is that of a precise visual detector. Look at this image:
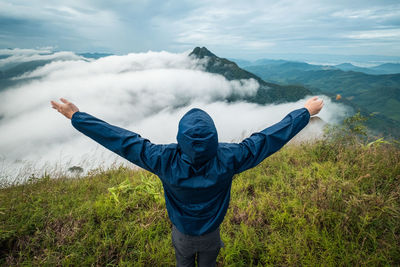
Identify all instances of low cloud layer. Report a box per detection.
[0,49,349,183]
[0,47,82,69]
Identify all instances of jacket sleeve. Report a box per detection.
[71,111,164,174]
[232,107,310,174]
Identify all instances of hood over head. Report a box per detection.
[177,108,218,167]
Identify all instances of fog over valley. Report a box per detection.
[0,48,349,182]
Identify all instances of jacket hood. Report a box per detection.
[177,108,218,167]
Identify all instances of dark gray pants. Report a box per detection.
[171,225,224,267]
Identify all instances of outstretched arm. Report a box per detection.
[50,98,163,174]
[232,96,323,174]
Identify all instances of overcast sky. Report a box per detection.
[0,0,399,59]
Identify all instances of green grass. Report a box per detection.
[1,139,400,266]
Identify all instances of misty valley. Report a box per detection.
[0,47,399,183]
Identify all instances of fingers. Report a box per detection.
[51,100,60,110]
[312,96,323,105]
[317,99,324,111]
[51,100,65,113]
[51,98,71,110]
[60,98,69,104]
[306,96,319,104]
[51,98,78,120]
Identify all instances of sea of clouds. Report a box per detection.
[0,48,350,183]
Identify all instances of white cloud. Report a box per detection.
[1,0,400,57]
[0,47,54,55]
[331,6,400,20]
[0,50,82,69]
[0,49,349,183]
[345,29,400,39]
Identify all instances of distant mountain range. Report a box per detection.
[238,60,400,138]
[313,62,400,75]
[233,58,400,75]
[78,52,113,59]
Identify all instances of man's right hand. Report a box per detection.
[51,98,79,119]
[304,96,324,116]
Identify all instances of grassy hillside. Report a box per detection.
[1,134,400,266]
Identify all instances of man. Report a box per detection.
[51,96,323,266]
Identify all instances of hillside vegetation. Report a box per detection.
[244,63,400,138]
[1,123,400,266]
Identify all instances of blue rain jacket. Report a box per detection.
[71,107,310,235]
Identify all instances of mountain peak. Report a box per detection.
[187,46,312,104]
[189,47,217,59]
[336,63,355,67]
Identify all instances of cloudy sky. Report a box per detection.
[0,0,399,59]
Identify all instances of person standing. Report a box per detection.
[51,96,323,266]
